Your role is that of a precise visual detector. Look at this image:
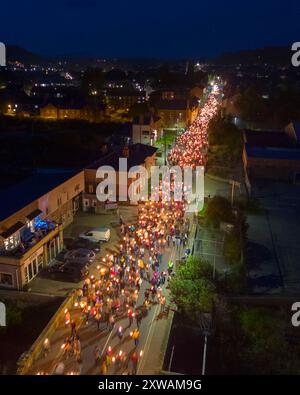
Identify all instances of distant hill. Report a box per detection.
[217,46,291,66]
[6,45,48,65]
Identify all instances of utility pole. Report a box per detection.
[202,333,208,375]
[198,313,211,376]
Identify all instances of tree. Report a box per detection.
[223,232,241,265]
[237,308,292,373]
[169,256,216,315]
[235,86,266,121]
[127,103,149,119]
[207,112,242,162]
[205,196,234,227]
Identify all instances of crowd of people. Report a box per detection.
[56,198,189,375]
[39,86,220,376]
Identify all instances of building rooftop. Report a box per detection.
[132,112,160,125]
[41,97,105,110]
[244,129,292,148]
[105,88,145,97]
[245,145,300,160]
[156,99,188,111]
[86,143,157,171]
[0,169,81,222]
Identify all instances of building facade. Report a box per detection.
[40,102,105,123]
[104,88,146,111]
[243,129,300,183]
[83,144,157,212]
[132,113,162,145]
[0,171,84,289]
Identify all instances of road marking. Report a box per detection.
[100,327,114,357]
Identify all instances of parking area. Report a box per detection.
[28,205,138,296]
[246,180,300,295]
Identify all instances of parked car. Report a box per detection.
[41,261,89,283]
[64,248,96,265]
[79,227,111,242]
[64,237,100,252]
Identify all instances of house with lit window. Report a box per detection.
[154,99,198,129]
[0,170,84,290]
[40,98,105,123]
[104,88,146,111]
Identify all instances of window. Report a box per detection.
[57,196,62,207]
[88,184,94,194]
[37,255,43,270]
[0,273,13,286]
[3,232,20,251]
[27,220,34,232]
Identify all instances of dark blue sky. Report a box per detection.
[1,0,300,58]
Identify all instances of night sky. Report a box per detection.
[1,0,300,58]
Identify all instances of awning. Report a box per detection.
[0,221,25,239]
[26,209,43,221]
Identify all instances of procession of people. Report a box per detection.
[37,86,220,376]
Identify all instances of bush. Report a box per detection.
[205,196,234,227]
[224,232,241,265]
[169,256,216,315]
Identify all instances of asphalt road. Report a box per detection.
[29,243,180,375]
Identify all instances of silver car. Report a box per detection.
[64,248,96,265]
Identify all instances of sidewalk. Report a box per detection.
[137,249,177,375]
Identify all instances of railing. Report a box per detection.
[0,222,58,259]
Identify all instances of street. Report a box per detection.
[26,85,221,376]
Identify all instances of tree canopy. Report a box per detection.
[205,196,234,227]
[169,256,216,315]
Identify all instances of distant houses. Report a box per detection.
[104,88,146,111]
[149,87,200,129]
[40,98,105,123]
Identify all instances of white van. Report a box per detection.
[79,227,111,242]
